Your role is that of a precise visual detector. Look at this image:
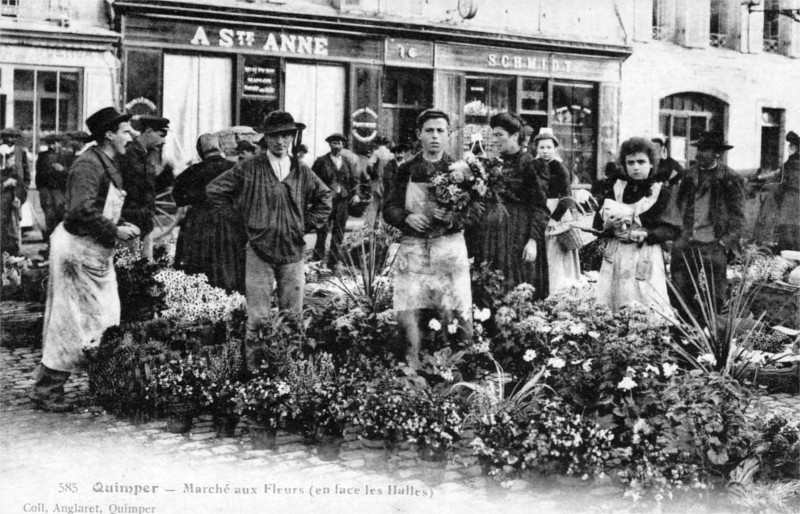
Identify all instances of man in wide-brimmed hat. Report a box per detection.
[311,132,366,266]
[1,127,30,255]
[117,115,170,258]
[31,106,140,412]
[206,110,332,372]
[671,131,745,320]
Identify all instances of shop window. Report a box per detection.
[551,82,597,185]
[464,75,515,154]
[162,54,232,169]
[124,49,161,116]
[763,0,781,53]
[519,77,548,145]
[1,0,18,18]
[238,55,279,129]
[12,68,81,148]
[381,67,432,148]
[285,63,345,162]
[760,108,784,172]
[659,92,726,167]
[709,0,731,47]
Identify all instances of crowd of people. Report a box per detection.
[0,102,795,412]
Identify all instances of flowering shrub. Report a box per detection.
[234,372,296,429]
[114,244,169,322]
[156,269,246,323]
[402,391,466,454]
[148,356,211,409]
[753,416,800,481]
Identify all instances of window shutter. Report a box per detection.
[676,0,709,48]
[778,0,799,57]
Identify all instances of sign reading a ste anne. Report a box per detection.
[191,26,329,56]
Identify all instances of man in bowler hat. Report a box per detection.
[671,131,745,320]
[311,133,365,266]
[206,111,331,372]
[117,115,170,258]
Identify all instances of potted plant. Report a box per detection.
[234,374,296,450]
[148,356,209,433]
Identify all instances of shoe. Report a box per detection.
[31,398,73,413]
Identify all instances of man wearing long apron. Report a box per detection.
[31,107,140,412]
[383,109,475,369]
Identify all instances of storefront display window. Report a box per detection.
[381,67,432,147]
[238,55,280,129]
[13,68,81,147]
[124,49,161,116]
[519,77,548,143]
[464,75,515,154]
[551,82,597,185]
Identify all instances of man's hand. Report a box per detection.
[433,207,453,226]
[116,223,141,242]
[53,163,65,172]
[405,213,431,233]
[350,195,361,205]
[522,239,537,262]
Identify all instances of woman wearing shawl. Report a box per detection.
[593,137,680,314]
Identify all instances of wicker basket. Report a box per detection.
[742,362,800,394]
[0,301,44,348]
[748,282,800,329]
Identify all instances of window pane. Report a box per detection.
[673,117,687,137]
[59,72,78,94]
[551,83,597,184]
[690,116,707,141]
[125,50,161,115]
[13,69,33,93]
[13,99,33,131]
[40,98,57,132]
[39,71,57,94]
[521,78,547,112]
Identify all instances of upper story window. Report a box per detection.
[1,0,19,18]
[652,0,665,40]
[709,0,731,47]
[763,0,781,53]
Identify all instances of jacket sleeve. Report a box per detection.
[523,157,550,241]
[532,158,550,198]
[311,157,333,187]
[205,166,243,215]
[63,157,118,247]
[383,163,410,232]
[303,169,333,232]
[641,187,682,244]
[721,172,746,249]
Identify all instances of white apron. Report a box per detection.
[594,182,672,317]
[392,182,471,319]
[545,198,582,295]
[41,183,125,372]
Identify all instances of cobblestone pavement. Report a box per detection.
[2,344,798,514]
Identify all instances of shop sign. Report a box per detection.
[242,65,277,99]
[351,107,378,143]
[384,38,434,67]
[435,43,621,82]
[190,26,330,56]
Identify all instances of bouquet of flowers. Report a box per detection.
[430,154,503,213]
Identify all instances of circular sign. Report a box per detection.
[124,96,157,116]
[351,107,378,143]
[458,0,478,20]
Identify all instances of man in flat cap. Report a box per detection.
[206,110,331,372]
[311,132,365,267]
[1,127,31,255]
[672,131,745,320]
[117,115,170,258]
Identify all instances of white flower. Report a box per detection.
[749,353,767,366]
[617,376,637,390]
[523,349,538,362]
[568,322,587,336]
[588,331,600,339]
[472,306,491,322]
[447,319,459,334]
[662,362,678,378]
[582,359,593,372]
[697,354,717,367]
[632,418,650,435]
[441,370,454,382]
[428,319,442,332]
[547,357,566,369]
[449,160,471,175]
[645,364,660,375]
[450,169,465,183]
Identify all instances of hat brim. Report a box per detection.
[325,136,347,143]
[691,143,733,151]
[90,113,132,137]
[260,122,305,135]
[533,135,560,147]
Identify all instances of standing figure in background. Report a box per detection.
[672,131,745,320]
[0,127,31,256]
[117,116,170,258]
[594,137,680,314]
[311,133,364,267]
[31,107,139,412]
[173,134,246,293]
[650,134,685,188]
[467,113,549,296]
[383,109,476,369]
[206,111,332,372]
[236,140,258,162]
[364,135,393,229]
[294,144,310,167]
[775,131,800,251]
[36,133,70,253]
[533,128,581,294]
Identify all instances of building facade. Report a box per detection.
[0,0,120,149]
[617,0,800,174]
[113,0,632,183]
